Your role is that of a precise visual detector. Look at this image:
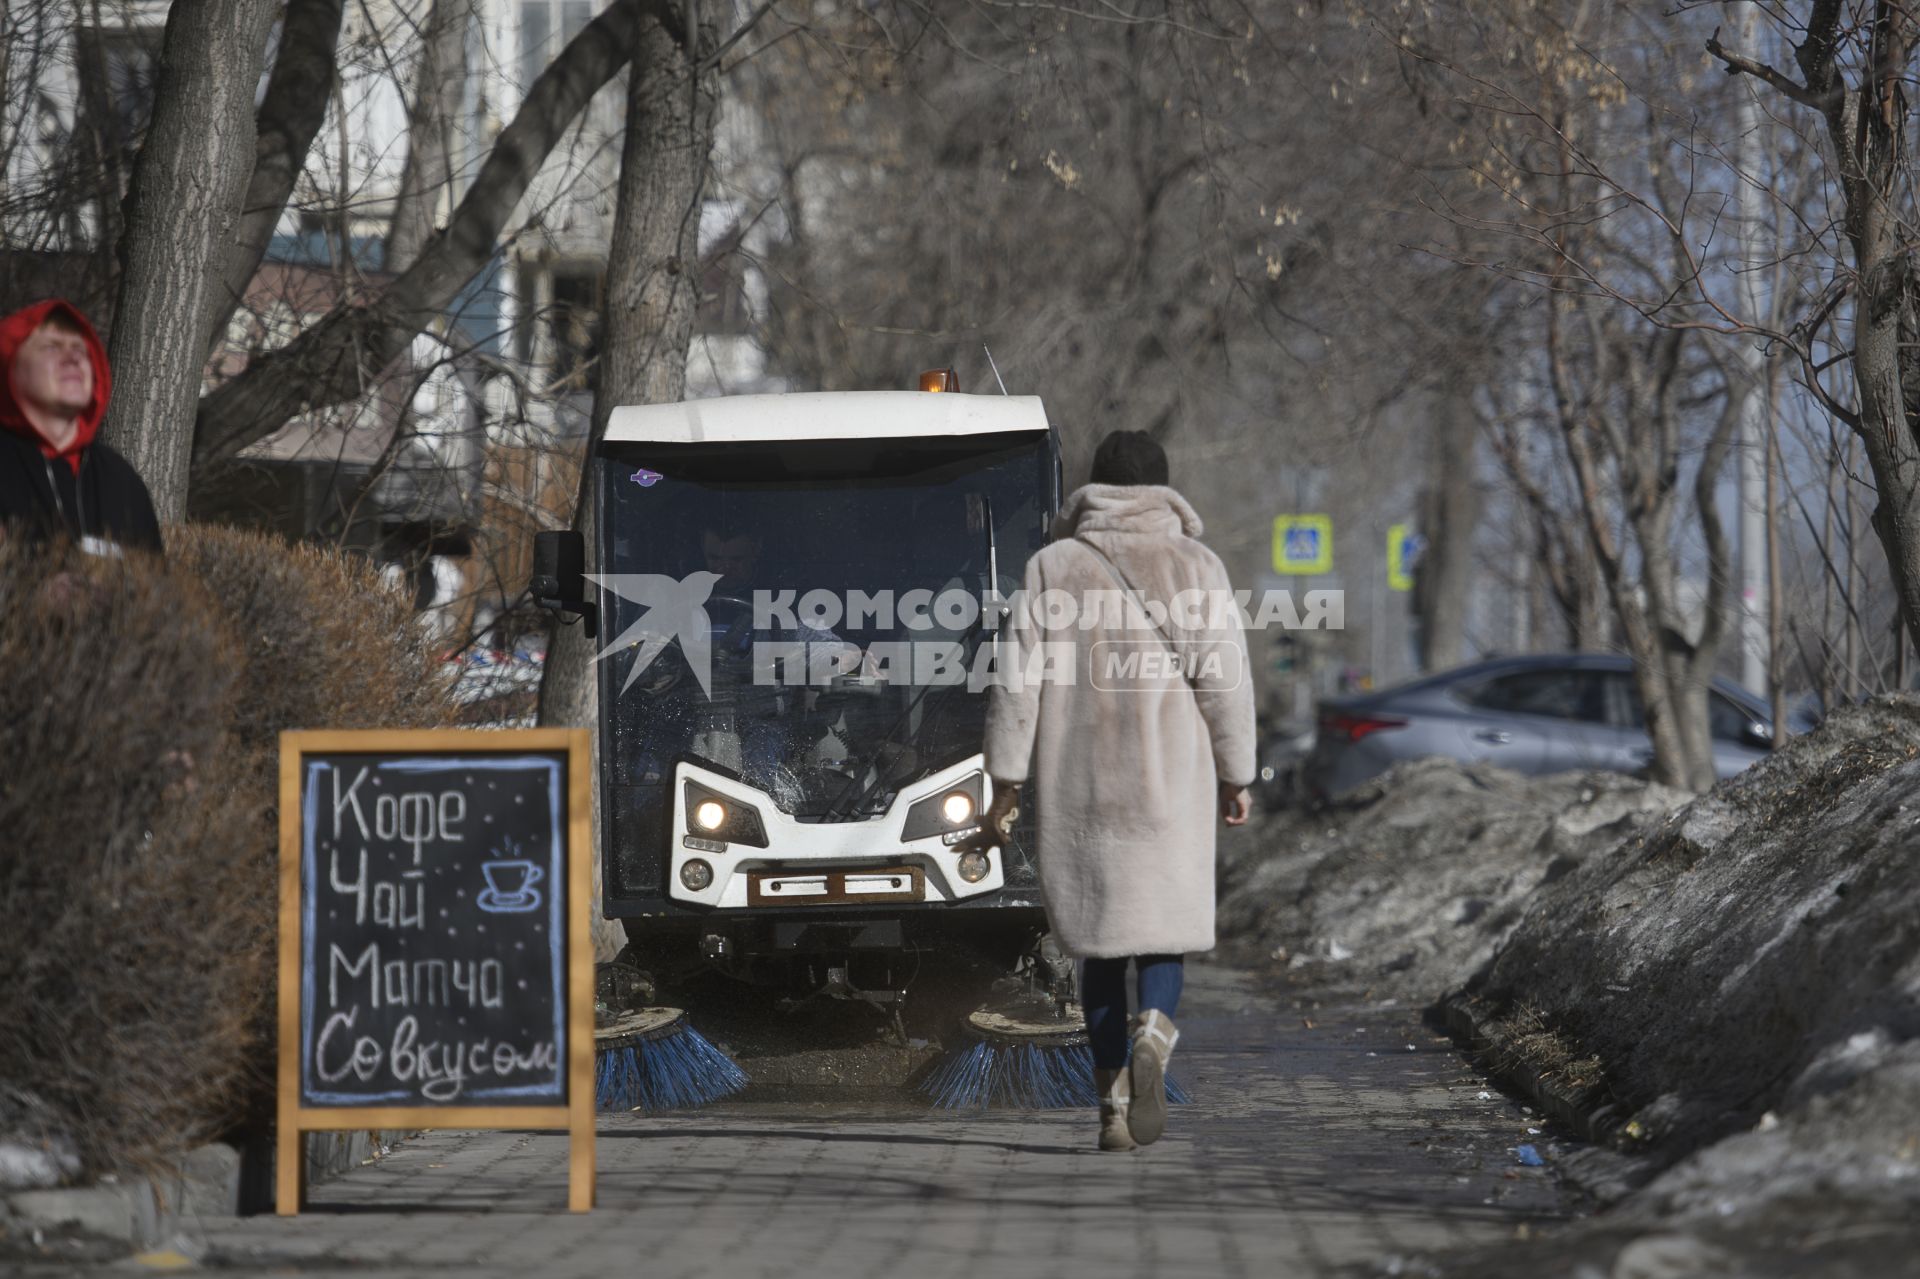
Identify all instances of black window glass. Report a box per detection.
[599,432,1050,812]
[1710,693,1759,743]
[1463,670,1605,723]
[1599,673,1761,743]
[1602,671,1644,728]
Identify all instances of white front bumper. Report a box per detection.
[668,755,1003,908]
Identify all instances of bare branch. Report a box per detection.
[203,0,349,356]
[191,0,674,472]
[1797,0,1847,102]
[1704,25,1833,112]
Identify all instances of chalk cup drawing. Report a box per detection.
[477,855,544,913]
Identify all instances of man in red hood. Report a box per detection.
[0,299,162,554]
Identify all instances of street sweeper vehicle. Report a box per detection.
[531,377,1072,1041]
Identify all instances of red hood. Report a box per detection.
[0,299,112,474]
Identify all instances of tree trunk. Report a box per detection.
[201,0,347,356]
[1767,373,1787,740]
[0,3,11,190]
[1411,394,1478,670]
[1855,278,1920,656]
[80,0,130,271]
[1548,297,1722,792]
[323,0,476,530]
[1661,656,1718,790]
[386,0,470,275]
[1820,437,1840,709]
[1572,551,1605,649]
[538,8,718,964]
[1655,381,1742,793]
[1731,1,1773,698]
[102,0,276,520]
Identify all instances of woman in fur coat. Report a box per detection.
[980,430,1256,1151]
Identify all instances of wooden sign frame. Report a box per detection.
[276,728,595,1214]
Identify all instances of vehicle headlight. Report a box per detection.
[680,859,714,891]
[956,850,991,883]
[682,780,768,847]
[901,772,986,842]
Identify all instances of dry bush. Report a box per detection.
[167,524,456,752]
[165,525,458,1118]
[0,541,261,1175]
[0,529,459,1177]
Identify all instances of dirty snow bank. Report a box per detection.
[1468,696,1920,1149]
[1220,697,1920,1272]
[1452,696,1920,1243]
[1216,759,1684,1000]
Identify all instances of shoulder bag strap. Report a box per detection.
[1075,539,1198,692]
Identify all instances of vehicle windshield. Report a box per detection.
[596,431,1052,834]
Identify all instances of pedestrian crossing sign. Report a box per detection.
[1272,514,1332,575]
[1387,523,1425,592]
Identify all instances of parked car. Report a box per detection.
[1301,653,1811,799]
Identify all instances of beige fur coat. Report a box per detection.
[983,484,1257,958]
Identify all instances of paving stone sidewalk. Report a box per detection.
[166,964,1569,1277]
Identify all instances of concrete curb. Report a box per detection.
[1,1142,239,1250]
[1,1129,413,1250]
[1440,991,1624,1143]
[1439,990,1663,1205]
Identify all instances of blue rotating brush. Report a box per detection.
[920,1005,1191,1110]
[595,1007,748,1112]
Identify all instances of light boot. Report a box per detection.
[1127,1010,1180,1146]
[1093,1067,1136,1152]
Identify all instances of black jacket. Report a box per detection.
[0,430,164,555]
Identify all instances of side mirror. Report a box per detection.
[531,530,596,637]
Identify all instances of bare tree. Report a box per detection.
[189,0,678,479]
[1385,0,1771,785]
[5,0,708,536]
[537,4,719,961]
[1705,2,1920,658]
[1411,392,1481,669]
[742,4,1512,695]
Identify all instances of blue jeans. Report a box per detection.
[1081,954,1183,1070]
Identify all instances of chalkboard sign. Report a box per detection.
[277,729,593,1214]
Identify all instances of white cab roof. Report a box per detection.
[604,391,1049,445]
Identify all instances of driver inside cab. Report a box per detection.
[693,521,862,791]
[702,525,761,590]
